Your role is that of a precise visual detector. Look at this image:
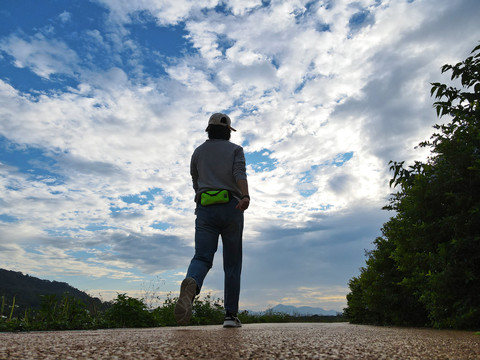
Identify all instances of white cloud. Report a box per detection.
[59,11,72,23]
[94,0,219,25]
[0,33,80,79]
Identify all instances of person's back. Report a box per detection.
[191,139,246,202]
[174,113,250,328]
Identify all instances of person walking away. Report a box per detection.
[174,113,250,328]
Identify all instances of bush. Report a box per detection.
[191,294,224,325]
[1,291,346,332]
[151,293,176,327]
[105,293,155,328]
[32,293,102,330]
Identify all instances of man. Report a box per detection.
[174,113,250,328]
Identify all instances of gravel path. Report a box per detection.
[1,323,479,359]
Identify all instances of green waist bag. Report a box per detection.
[201,190,230,206]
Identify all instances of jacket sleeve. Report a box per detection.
[232,147,247,182]
[190,152,199,193]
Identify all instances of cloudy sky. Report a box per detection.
[0,0,478,312]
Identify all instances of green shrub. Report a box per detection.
[151,293,176,327]
[33,293,95,330]
[105,293,155,328]
[1,291,346,332]
[191,294,224,325]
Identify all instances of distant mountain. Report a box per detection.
[0,268,104,314]
[269,304,339,316]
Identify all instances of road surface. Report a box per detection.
[1,323,479,359]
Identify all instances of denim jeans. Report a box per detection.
[186,198,244,314]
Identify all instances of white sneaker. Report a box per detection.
[223,313,242,328]
[174,278,197,325]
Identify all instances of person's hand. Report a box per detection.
[236,197,250,211]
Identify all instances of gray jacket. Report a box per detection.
[190,139,247,202]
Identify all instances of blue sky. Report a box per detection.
[0,0,479,311]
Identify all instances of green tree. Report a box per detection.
[346,43,480,329]
[345,227,428,326]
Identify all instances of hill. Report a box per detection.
[270,304,338,316]
[248,304,340,316]
[0,268,104,314]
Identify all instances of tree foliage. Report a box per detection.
[345,43,480,329]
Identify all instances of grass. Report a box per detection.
[0,292,346,332]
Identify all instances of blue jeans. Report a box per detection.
[186,199,244,314]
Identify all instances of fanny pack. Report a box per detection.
[201,190,230,206]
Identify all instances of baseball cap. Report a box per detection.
[205,113,237,132]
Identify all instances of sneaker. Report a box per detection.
[223,313,242,328]
[174,277,197,325]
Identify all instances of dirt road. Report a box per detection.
[1,323,479,359]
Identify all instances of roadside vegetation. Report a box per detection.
[345,43,480,329]
[1,292,346,332]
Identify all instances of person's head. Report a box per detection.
[207,124,231,140]
[205,113,236,140]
